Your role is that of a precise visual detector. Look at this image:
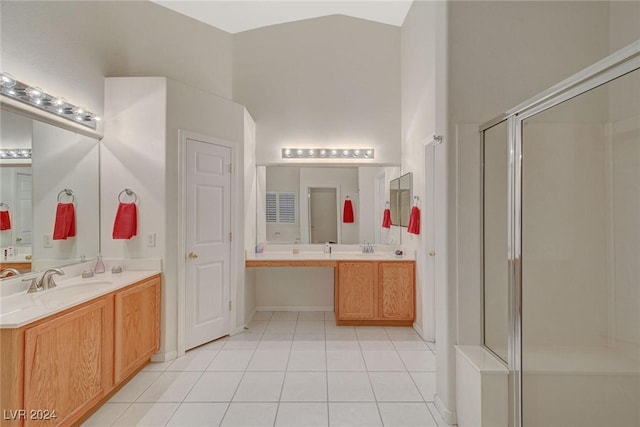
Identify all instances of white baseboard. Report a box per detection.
[151,350,177,363]
[413,322,426,340]
[231,325,247,336]
[256,306,334,312]
[434,394,457,425]
[245,307,257,324]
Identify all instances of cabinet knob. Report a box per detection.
[188,251,199,259]
[428,251,436,257]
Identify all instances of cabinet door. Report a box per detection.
[24,299,110,427]
[337,262,377,320]
[114,276,161,382]
[378,262,415,320]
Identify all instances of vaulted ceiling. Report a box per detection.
[152,1,413,33]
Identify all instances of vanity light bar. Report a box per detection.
[0,149,32,159]
[0,72,100,130]
[282,148,374,159]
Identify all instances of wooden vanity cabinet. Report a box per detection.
[0,274,160,427]
[336,262,377,320]
[335,261,415,326]
[114,276,161,382]
[23,299,113,427]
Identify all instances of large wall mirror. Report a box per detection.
[256,165,400,245]
[0,108,100,278]
[390,172,412,227]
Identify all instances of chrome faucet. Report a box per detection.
[362,241,374,254]
[0,268,20,278]
[24,268,65,293]
[40,268,64,289]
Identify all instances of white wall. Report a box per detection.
[357,166,385,244]
[0,111,32,248]
[447,1,612,423]
[522,122,608,347]
[166,78,248,350]
[32,120,100,270]
[103,77,250,358]
[255,267,334,312]
[400,0,449,417]
[610,114,639,352]
[448,0,612,356]
[233,15,401,165]
[0,1,233,120]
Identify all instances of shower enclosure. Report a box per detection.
[481,41,640,427]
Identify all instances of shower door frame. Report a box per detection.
[479,40,640,427]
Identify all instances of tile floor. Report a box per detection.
[84,311,447,427]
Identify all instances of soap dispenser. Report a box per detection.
[94,254,105,274]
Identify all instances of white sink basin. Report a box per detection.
[33,281,113,307]
[354,253,386,258]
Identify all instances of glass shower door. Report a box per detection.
[520,68,640,427]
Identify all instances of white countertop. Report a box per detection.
[246,250,415,262]
[0,254,32,263]
[0,269,160,328]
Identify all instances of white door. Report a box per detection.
[309,187,337,244]
[423,143,436,340]
[185,138,231,350]
[15,171,32,246]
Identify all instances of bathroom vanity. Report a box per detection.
[0,271,160,427]
[246,249,415,326]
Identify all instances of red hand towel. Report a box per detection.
[112,202,137,239]
[343,199,354,223]
[53,203,76,240]
[407,206,420,235]
[382,208,392,229]
[0,211,11,231]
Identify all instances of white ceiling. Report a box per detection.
[152,1,413,34]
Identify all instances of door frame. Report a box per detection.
[303,185,341,244]
[177,130,239,356]
[422,138,438,342]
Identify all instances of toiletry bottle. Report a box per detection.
[324,242,331,254]
[94,254,106,274]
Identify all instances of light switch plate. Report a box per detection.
[43,234,53,248]
[146,232,156,247]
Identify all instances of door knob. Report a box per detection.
[16,237,22,242]
[188,251,199,259]
[429,250,436,257]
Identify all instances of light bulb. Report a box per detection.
[284,149,292,157]
[26,86,45,99]
[320,150,327,156]
[342,150,349,157]
[308,149,314,156]
[296,149,303,156]
[0,73,16,88]
[330,150,337,156]
[354,150,360,156]
[365,150,373,157]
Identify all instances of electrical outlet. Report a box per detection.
[146,232,156,247]
[43,234,53,248]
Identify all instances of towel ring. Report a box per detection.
[0,202,9,210]
[57,189,75,203]
[413,195,419,206]
[384,201,390,208]
[118,188,138,204]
